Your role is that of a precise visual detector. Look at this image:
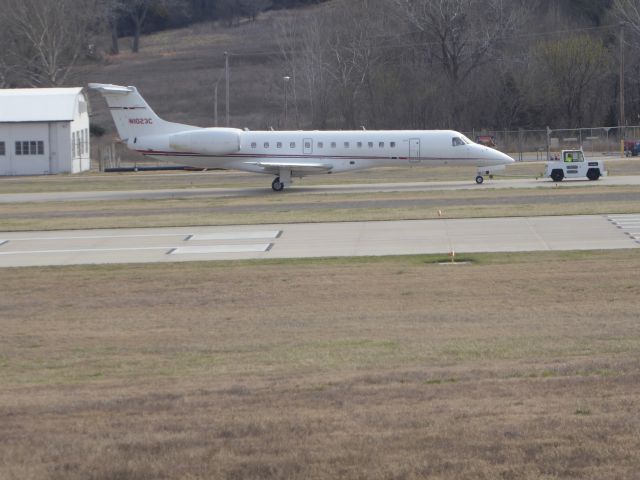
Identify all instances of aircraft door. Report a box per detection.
[409,138,420,164]
[303,138,313,155]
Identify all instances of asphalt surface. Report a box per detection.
[2,175,640,204]
[1,215,638,267]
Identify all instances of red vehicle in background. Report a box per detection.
[475,135,497,148]
[624,140,640,156]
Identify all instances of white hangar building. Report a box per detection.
[0,87,90,175]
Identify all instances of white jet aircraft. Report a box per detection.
[90,83,514,191]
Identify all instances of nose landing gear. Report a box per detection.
[475,165,504,185]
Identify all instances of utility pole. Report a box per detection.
[546,126,551,162]
[224,51,230,127]
[214,69,224,127]
[619,22,626,155]
[283,75,290,129]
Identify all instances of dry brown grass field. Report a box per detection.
[2,251,640,479]
[2,183,640,232]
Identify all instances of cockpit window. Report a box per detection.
[452,135,472,147]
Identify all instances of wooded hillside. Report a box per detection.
[2,0,640,131]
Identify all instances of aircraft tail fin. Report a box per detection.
[89,83,194,142]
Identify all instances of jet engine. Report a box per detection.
[169,128,241,155]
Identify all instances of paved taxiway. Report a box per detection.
[1,214,638,267]
[2,175,640,203]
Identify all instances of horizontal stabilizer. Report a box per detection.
[88,83,134,94]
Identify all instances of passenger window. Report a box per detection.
[0,141,5,156]
[379,142,384,148]
[277,142,282,148]
[318,141,324,148]
[290,142,295,148]
[251,142,257,148]
[331,142,336,148]
[264,142,269,148]
[452,137,465,147]
[368,142,373,148]
[357,142,362,148]
[390,142,396,148]
[305,141,311,149]
[344,142,349,148]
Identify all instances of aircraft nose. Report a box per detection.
[499,150,515,164]
[484,146,513,164]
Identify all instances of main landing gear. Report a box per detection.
[271,169,292,192]
[271,177,284,192]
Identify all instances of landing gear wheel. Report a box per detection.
[475,175,484,184]
[271,177,284,192]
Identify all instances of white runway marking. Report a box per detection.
[8,233,193,241]
[607,215,640,243]
[186,230,281,241]
[0,246,177,255]
[169,244,272,254]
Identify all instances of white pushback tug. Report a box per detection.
[545,149,606,182]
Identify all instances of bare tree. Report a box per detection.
[613,0,640,45]
[120,0,154,53]
[275,0,392,129]
[0,13,14,87]
[1,0,101,86]
[240,0,272,21]
[613,0,640,123]
[393,0,528,126]
[116,0,187,53]
[103,0,125,55]
[276,11,333,128]
[531,35,610,127]
[217,0,243,27]
[323,0,389,128]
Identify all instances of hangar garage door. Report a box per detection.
[0,123,50,175]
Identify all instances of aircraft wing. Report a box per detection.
[245,161,333,174]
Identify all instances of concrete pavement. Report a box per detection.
[1,214,638,267]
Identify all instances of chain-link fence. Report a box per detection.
[463,126,640,161]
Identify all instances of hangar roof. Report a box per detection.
[0,87,85,123]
